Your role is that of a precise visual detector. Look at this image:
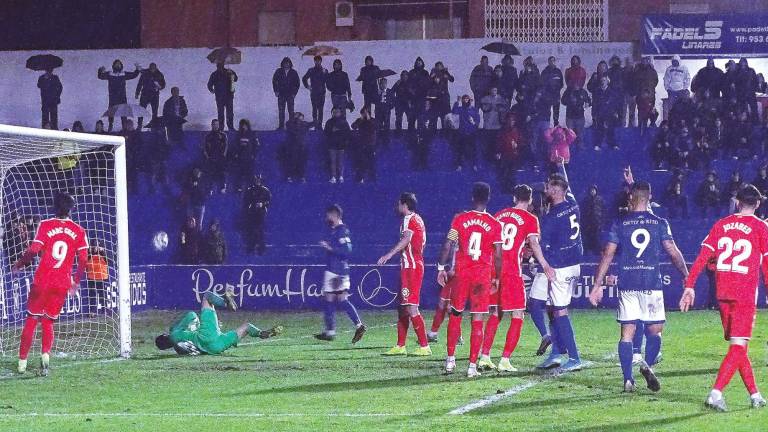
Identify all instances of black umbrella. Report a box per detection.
[207,47,242,65]
[26,54,63,71]
[377,69,397,79]
[481,42,520,56]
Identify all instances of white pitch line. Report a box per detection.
[448,361,595,415]
[0,412,401,419]
[449,381,538,415]
[0,357,125,380]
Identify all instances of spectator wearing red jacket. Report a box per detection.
[544,125,576,164]
[496,113,524,192]
[565,55,586,90]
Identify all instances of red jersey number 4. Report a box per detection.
[448,211,502,272]
[32,218,88,291]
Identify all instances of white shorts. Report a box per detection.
[323,271,351,293]
[529,264,580,309]
[617,290,666,324]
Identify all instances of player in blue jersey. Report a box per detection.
[589,181,689,392]
[314,204,367,343]
[529,156,583,372]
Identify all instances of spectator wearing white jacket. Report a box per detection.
[664,55,691,107]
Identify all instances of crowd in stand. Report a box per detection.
[31,53,768,262]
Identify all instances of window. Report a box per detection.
[485,0,608,42]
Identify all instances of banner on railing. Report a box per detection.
[642,14,768,55]
[135,264,767,311]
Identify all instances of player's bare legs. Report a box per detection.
[498,310,525,372]
[707,337,765,411]
[445,306,462,373]
[386,304,430,356]
[479,306,502,370]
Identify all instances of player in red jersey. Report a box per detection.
[427,241,459,343]
[13,193,88,376]
[378,193,432,356]
[680,185,768,411]
[478,185,554,372]
[437,182,502,377]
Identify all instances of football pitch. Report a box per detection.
[1,309,767,432]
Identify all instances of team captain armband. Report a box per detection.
[447,229,458,242]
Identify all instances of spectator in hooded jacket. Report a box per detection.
[637,87,657,136]
[392,71,413,131]
[469,56,494,102]
[408,57,431,129]
[451,95,481,172]
[606,55,627,124]
[98,59,140,132]
[357,56,381,112]
[634,56,659,96]
[202,220,227,264]
[736,58,760,123]
[162,87,189,144]
[283,112,313,183]
[426,75,450,129]
[591,77,621,151]
[302,55,329,129]
[351,107,377,183]
[272,57,301,130]
[498,55,518,102]
[326,59,352,119]
[37,68,62,130]
[696,171,721,219]
[664,55,691,107]
[565,55,586,90]
[587,60,609,95]
[692,58,724,99]
[495,113,523,192]
[516,61,541,107]
[180,216,201,264]
[540,56,564,126]
[430,61,455,115]
[544,125,576,165]
[232,119,259,192]
[561,82,591,150]
[325,107,351,183]
[580,184,605,255]
[480,87,508,160]
[203,119,228,194]
[135,62,166,128]
[621,57,637,127]
[207,61,238,131]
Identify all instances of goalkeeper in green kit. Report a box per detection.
[155,290,282,355]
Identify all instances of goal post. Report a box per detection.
[0,124,131,359]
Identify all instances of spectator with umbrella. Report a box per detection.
[498,54,518,103]
[135,62,166,129]
[98,59,141,132]
[162,86,189,145]
[272,57,300,130]
[326,59,352,119]
[469,55,494,102]
[357,56,381,112]
[28,54,63,130]
[302,55,329,129]
[207,61,238,131]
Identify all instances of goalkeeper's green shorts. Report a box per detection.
[197,308,239,354]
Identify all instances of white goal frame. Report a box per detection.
[0,124,132,358]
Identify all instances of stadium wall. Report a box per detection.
[0,39,632,131]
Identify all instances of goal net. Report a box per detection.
[0,124,131,359]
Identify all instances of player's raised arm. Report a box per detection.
[554,154,575,202]
[680,244,713,312]
[377,230,413,266]
[589,242,617,306]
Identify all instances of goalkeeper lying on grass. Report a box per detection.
[155,290,282,355]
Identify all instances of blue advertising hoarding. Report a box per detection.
[642,14,768,55]
[134,263,767,312]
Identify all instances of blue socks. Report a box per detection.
[619,341,634,383]
[632,320,644,354]
[529,298,549,338]
[339,299,362,327]
[323,301,336,333]
[548,316,563,357]
[553,314,580,361]
[644,331,662,367]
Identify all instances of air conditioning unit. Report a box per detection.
[335,1,354,27]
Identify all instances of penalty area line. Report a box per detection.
[0,412,402,419]
[448,361,595,415]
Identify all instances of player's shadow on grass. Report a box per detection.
[565,413,708,432]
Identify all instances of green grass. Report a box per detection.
[1,309,767,432]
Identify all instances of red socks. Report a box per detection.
[502,317,524,358]
[714,344,747,392]
[410,314,429,348]
[469,320,484,364]
[41,318,54,354]
[739,347,758,395]
[447,314,462,356]
[19,317,38,360]
[481,314,500,356]
[431,305,447,333]
[396,312,409,347]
